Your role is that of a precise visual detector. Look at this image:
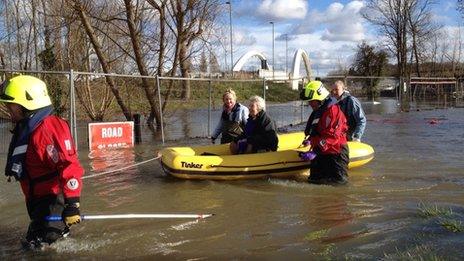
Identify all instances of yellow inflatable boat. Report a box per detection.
[160,132,374,180]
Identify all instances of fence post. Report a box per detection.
[400,76,409,111]
[301,100,304,124]
[396,77,400,105]
[262,78,266,101]
[208,80,212,137]
[69,69,78,150]
[133,113,142,143]
[455,80,458,106]
[156,75,165,145]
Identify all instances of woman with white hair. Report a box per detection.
[230,95,278,154]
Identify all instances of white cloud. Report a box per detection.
[233,29,257,46]
[257,0,308,20]
[292,1,366,42]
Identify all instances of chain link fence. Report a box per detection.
[1,69,462,153]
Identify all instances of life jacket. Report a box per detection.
[220,103,244,143]
[305,97,348,154]
[304,97,338,137]
[5,106,53,181]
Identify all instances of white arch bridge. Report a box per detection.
[232,49,311,90]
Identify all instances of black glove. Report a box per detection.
[211,137,216,144]
[62,201,81,227]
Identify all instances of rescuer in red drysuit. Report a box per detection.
[0,75,83,248]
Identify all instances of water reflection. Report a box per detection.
[308,195,354,228]
[85,148,139,208]
[88,148,136,173]
[361,98,400,115]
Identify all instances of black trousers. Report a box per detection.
[25,195,67,244]
[308,144,349,185]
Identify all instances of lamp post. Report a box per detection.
[225,1,233,77]
[270,21,274,80]
[285,34,288,75]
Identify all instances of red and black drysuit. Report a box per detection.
[304,97,349,184]
[5,106,83,244]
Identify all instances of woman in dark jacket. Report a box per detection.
[230,95,278,154]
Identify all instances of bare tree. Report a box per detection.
[349,42,389,100]
[209,50,220,73]
[458,0,464,15]
[363,0,409,78]
[446,26,463,75]
[0,50,5,69]
[70,0,132,120]
[3,0,14,67]
[31,0,39,70]
[59,2,115,121]
[199,51,208,73]
[0,0,228,126]
[165,0,220,100]
[407,0,440,77]
[364,0,440,77]
[12,1,25,69]
[146,0,168,76]
[123,0,162,130]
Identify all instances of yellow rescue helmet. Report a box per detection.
[0,75,52,110]
[300,80,329,102]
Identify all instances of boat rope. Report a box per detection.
[209,160,307,169]
[83,152,162,179]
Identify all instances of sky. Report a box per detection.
[222,0,463,76]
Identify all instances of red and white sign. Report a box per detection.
[88,121,134,151]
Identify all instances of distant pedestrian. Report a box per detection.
[211,89,249,144]
[0,75,83,248]
[330,80,366,142]
[299,80,349,185]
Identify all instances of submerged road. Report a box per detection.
[1,98,463,259]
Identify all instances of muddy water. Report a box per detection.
[1,98,464,259]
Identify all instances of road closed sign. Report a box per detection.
[88,121,134,151]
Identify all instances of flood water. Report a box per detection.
[1,98,464,259]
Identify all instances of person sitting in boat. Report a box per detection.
[211,89,249,144]
[299,80,349,185]
[230,95,278,154]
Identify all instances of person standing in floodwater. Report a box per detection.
[211,89,249,144]
[330,80,366,142]
[0,75,83,248]
[299,80,349,185]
